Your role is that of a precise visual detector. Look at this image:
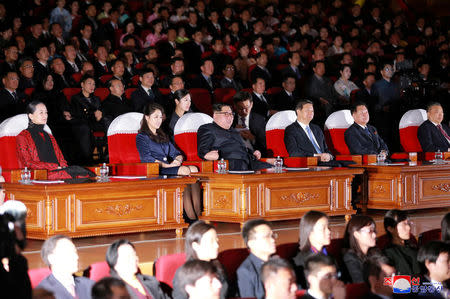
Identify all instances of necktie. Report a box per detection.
[241,116,247,128]
[260,95,267,103]
[207,77,213,88]
[364,126,372,139]
[12,91,18,101]
[104,65,108,73]
[437,124,450,142]
[72,63,78,73]
[148,89,154,99]
[306,125,322,154]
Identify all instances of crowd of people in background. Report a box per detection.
[0,0,448,165]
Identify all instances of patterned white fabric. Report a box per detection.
[399,109,427,129]
[174,113,213,135]
[324,110,354,130]
[265,110,297,131]
[107,112,143,136]
[0,114,52,137]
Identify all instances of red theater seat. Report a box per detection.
[154,252,186,288]
[324,110,354,155]
[276,242,298,260]
[189,88,213,115]
[214,88,236,105]
[346,283,369,299]
[125,88,136,99]
[399,109,426,152]
[265,110,297,158]
[217,248,249,284]
[87,261,110,282]
[418,228,441,247]
[62,87,81,103]
[28,268,51,289]
[94,87,110,101]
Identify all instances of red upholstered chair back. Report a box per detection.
[265,110,297,157]
[0,114,52,169]
[345,283,369,299]
[214,88,236,105]
[107,112,144,163]
[276,242,299,260]
[399,109,426,152]
[87,261,110,282]
[324,110,354,155]
[154,252,186,288]
[189,88,213,115]
[217,248,249,283]
[174,113,213,161]
[418,228,441,247]
[28,267,52,288]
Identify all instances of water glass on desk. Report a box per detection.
[435,150,443,164]
[217,158,227,174]
[20,167,31,184]
[98,163,109,181]
[274,156,283,173]
[377,151,387,165]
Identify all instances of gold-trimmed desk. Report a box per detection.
[356,162,450,210]
[194,167,363,224]
[4,176,196,240]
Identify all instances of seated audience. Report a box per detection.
[232,91,267,156]
[160,57,187,88]
[102,79,131,128]
[292,210,331,289]
[383,209,420,275]
[281,51,303,80]
[354,73,376,109]
[261,257,298,299]
[173,221,228,299]
[37,235,95,299]
[91,277,130,299]
[51,57,76,90]
[167,89,193,136]
[271,74,298,112]
[33,45,50,84]
[342,215,378,283]
[190,58,219,93]
[62,44,81,75]
[106,239,166,299]
[345,102,389,155]
[301,254,345,299]
[285,100,340,166]
[362,254,396,299]
[17,101,93,179]
[251,76,272,119]
[18,57,36,91]
[0,71,27,122]
[250,52,272,87]
[131,68,163,113]
[417,102,450,152]
[237,219,277,299]
[219,63,243,91]
[136,103,200,221]
[197,103,272,171]
[333,64,358,102]
[93,46,109,79]
[417,241,450,298]
[441,213,450,243]
[172,260,222,299]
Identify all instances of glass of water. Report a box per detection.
[435,150,443,164]
[274,156,283,173]
[377,150,387,164]
[20,167,31,184]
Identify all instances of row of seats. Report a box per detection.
[27,228,442,297]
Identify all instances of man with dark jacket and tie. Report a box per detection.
[220,63,243,91]
[131,68,163,113]
[190,58,219,93]
[251,77,272,119]
[33,44,50,84]
[417,102,450,152]
[102,79,131,129]
[250,52,272,87]
[233,91,267,156]
[285,100,340,166]
[281,51,303,80]
[197,103,272,171]
[344,102,389,155]
[271,74,298,112]
[0,71,28,122]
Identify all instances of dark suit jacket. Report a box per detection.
[70,92,105,131]
[220,77,243,91]
[37,274,95,299]
[190,74,219,93]
[0,61,18,75]
[281,65,303,80]
[63,58,82,76]
[0,88,28,122]
[130,85,163,113]
[251,92,271,119]
[183,41,203,73]
[93,60,109,78]
[383,243,420,276]
[113,273,166,299]
[33,61,50,84]
[232,112,267,155]
[271,89,297,111]
[342,250,364,283]
[417,120,450,152]
[236,253,265,299]
[344,123,389,155]
[52,72,77,90]
[285,121,331,156]
[101,94,132,125]
[250,65,272,86]
[306,74,339,105]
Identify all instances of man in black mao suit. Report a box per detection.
[271,74,298,112]
[130,68,163,113]
[285,100,340,166]
[232,91,267,156]
[0,71,27,122]
[251,77,272,119]
[250,52,272,87]
[197,103,273,171]
[344,102,389,155]
[37,235,95,299]
[417,102,450,152]
[102,79,131,129]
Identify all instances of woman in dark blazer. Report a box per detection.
[383,209,420,276]
[136,102,201,221]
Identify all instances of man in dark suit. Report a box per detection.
[362,254,396,299]
[237,219,276,299]
[190,58,219,93]
[281,51,303,80]
[93,45,109,79]
[197,103,272,171]
[271,74,298,112]
[18,58,36,91]
[344,102,389,155]
[417,102,450,153]
[51,57,76,91]
[160,57,188,88]
[0,71,27,122]
[354,73,376,111]
[0,44,19,75]
[49,23,66,54]
[63,44,82,76]
[102,79,131,129]
[285,100,339,166]
[233,91,267,156]
[37,235,95,299]
[130,68,163,113]
[97,9,119,43]
[251,77,272,119]
[220,63,243,91]
[79,23,95,57]
[261,258,298,299]
[108,59,131,88]
[301,254,346,299]
[250,52,272,87]
[33,44,50,84]
[183,29,204,74]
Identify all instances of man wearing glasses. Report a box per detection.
[197,103,272,171]
[237,219,277,299]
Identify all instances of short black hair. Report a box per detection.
[172,260,218,299]
[282,74,296,83]
[212,103,231,113]
[362,254,394,284]
[105,239,135,275]
[287,51,299,60]
[417,241,450,275]
[91,277,127,299]
[312,60,325,69]
[170,57,184,65]
[295,100,313,111]
[242,218,272,247]
[200,58,212,68]
[261,257,295,285]
[251,76,266,85]
[304,253,335,279]
[80,74,95,84]
[383,209,408,241]
[426,102,442,112]
[233,91,252,104]
[170,75,184,86]
[139,68,154,77]
[362,72,375,81]
[351,102,368,114]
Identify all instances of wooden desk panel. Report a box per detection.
[5,177,196,239]
[358,163,450,210]
[196,168,363,224]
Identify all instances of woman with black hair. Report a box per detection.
[441,213,450,243]
[342,215,379,283]
[106,239,166,299]
[167,89,192,136]
[136,102,201,221]
[383,209,420,275]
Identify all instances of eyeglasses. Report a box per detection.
[22,65,34,69]
[225,66,235,70]
[215,112,235,117]
[257,232,278,240]
[359,227,377,234]
[319,271,341,280]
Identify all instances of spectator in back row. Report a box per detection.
[417,241,450,297]
[0,71,27,122]
[363,254,396,299]
[191,58,219,93]
[91,277,130,299]
[102,79,131,128]
[131,68,163,113]
[261,258,297,299]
